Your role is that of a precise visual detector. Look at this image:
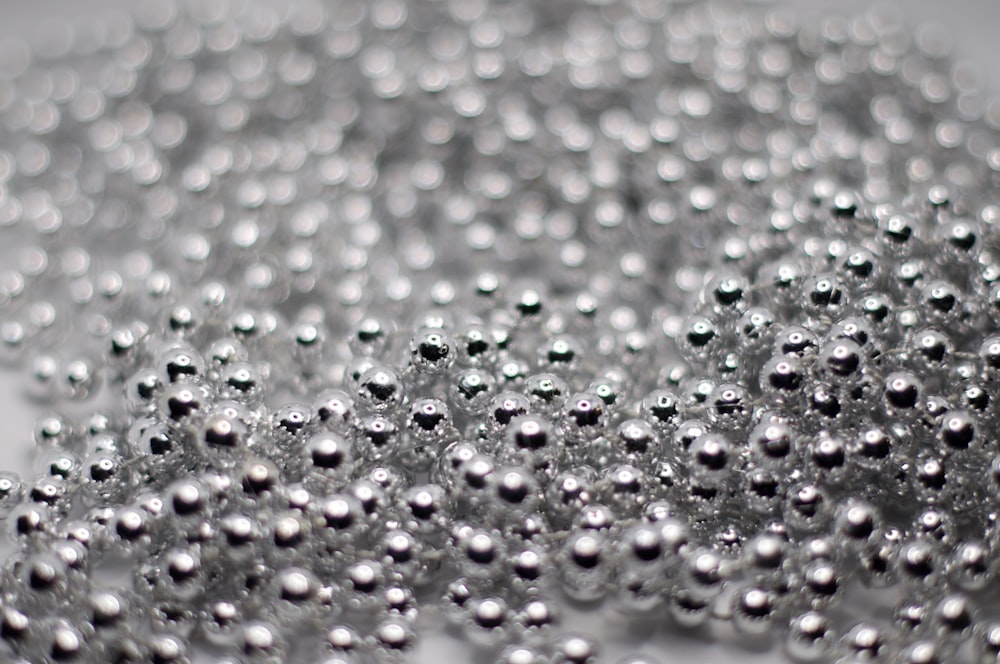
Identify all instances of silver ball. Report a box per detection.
[786,611,836,662]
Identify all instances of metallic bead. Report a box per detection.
[370,617,417,657]
[409,328,457,376]
[841,622,887,661]
[303,431,354,488]
[450,368,498,416]
[0,471,25,517]
[948,540,993,592]
[552,634,599,664]
[786,611,836,662]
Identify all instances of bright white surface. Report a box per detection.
[0,1,997,663]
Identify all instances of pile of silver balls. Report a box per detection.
[1,0,1000,662]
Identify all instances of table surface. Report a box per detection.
[0,1,997,662]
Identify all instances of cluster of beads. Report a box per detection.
[1,0,1000,662]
